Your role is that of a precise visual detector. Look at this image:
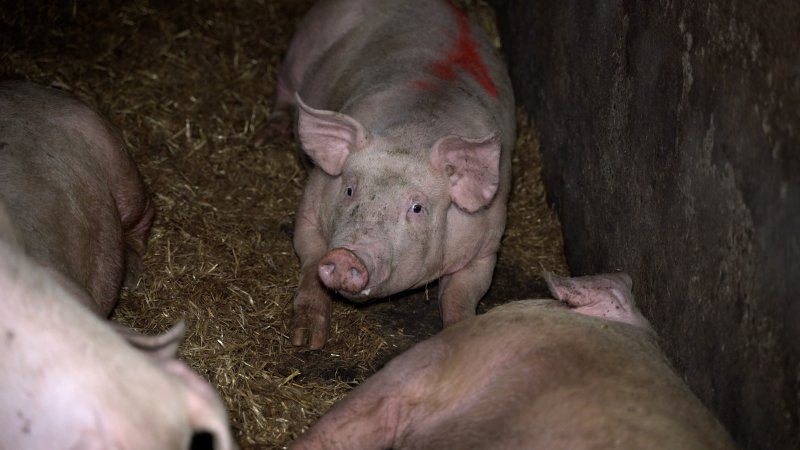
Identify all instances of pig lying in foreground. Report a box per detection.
[0,80,154,316]
[275,0,516,348]
[291,273,736,449]
[0,239,237,450]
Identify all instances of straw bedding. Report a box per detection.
[0,1,567,447]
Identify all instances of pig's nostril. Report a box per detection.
[320,263,335,278]
[318,248,369,294]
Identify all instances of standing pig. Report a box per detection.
[274,0,515,348]
[0,80,154,316]
[0,239,237,450]
[291,273,737,450]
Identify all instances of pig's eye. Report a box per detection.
[410,203,424,214]
[344,187,354,197]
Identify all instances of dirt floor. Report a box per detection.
[1,1,567,448]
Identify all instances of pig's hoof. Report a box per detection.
[252,110,293,146]
[292,327,312,347]
[318,248,369,294]
[291,327,328,350]
[291,301,331,349]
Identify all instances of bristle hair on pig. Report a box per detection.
[273,0,515,349]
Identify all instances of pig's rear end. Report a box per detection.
[0,81,153,315]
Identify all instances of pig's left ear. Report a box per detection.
[432,133,501,212]
[112,320,185,362]
[295,93,370,176]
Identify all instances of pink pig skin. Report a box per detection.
[275,0,516,349]
[0,82,236,449]
[0,81,154,316]
[290,273,737,450]
[0,240,237,450]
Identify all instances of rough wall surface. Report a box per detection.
[495,0,799,448]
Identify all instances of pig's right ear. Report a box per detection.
[162,360,238,450]
[295,93,370,176]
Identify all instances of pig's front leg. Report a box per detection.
[291,210,332,349]
[438,253,497,326]
[291,261,331,349]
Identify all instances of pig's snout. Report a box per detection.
[318,248,369,295]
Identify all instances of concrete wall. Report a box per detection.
[494,0,799,448]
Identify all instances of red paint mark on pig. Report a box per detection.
[410,79,435,91]
[421,1,498,98]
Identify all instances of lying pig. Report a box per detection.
[0,80,154,316]
[291,273,737,449]
[274,0,516,348]
[0,82,236,449]
[0,239,237,450]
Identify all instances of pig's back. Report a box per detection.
[411,300,735,449]
[299,0,515,152]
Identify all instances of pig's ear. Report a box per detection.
[544,271,634,310]
[431,133,501,212]
[544,272,652,330]
[295,93,370,176]
[162,360,237,450]
[113,320,186,362]
[117,322,236,449]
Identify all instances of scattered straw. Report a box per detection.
[1,1,566,448]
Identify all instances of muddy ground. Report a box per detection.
[1,1,567,448]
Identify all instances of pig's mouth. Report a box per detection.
[338,288,373,301]
[317,247,388,300]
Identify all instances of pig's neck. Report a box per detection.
[344,85,498,150]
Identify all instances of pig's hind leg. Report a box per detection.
[121,195,155,289]
[252,34,301,146]
[252,76,295,146]
[290,338,446,450]
[254,0,370,146]
[290,382,399,450]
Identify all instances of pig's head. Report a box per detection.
[0,239,238,450]
[295,94,501,299]
[114,322,238,450]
